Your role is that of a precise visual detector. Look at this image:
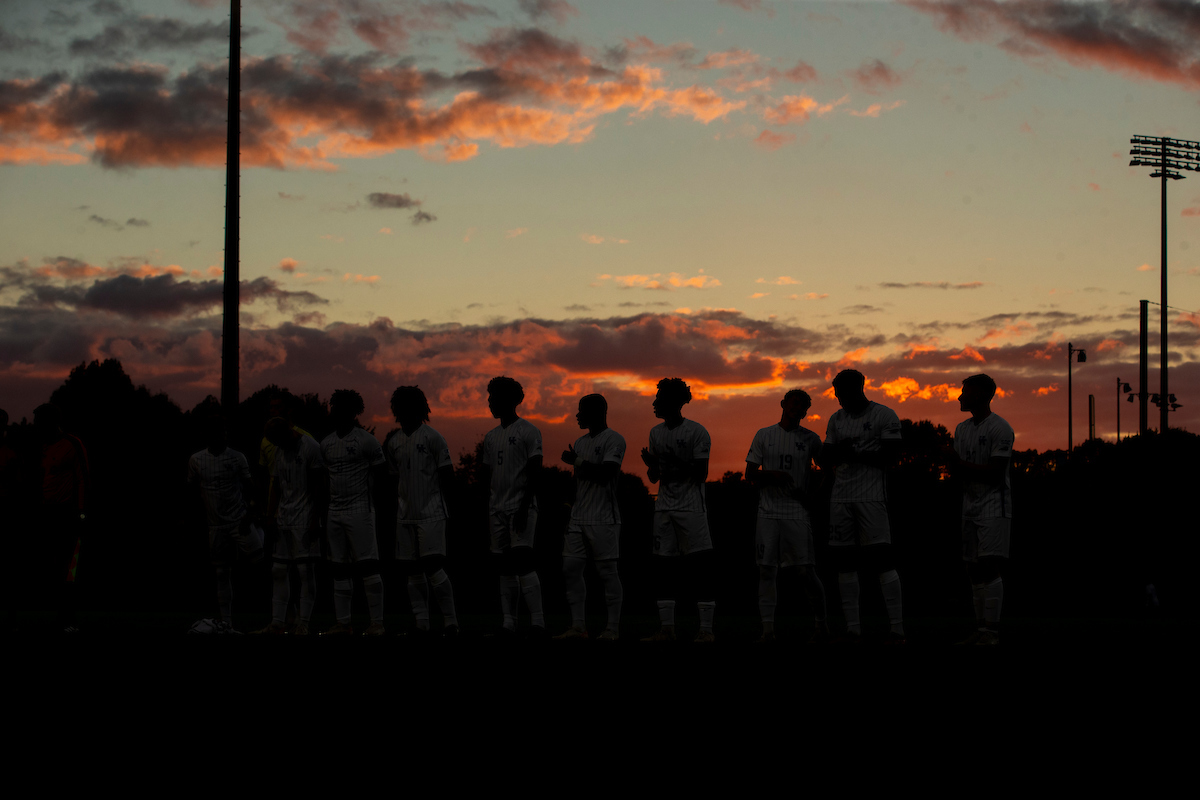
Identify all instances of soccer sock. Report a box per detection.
[563,557,587,630]
[499,576,520,630]
[983,577,1003,630]
[520,571,545,628]
[429,569,458,628]
[697,601,716,634]
[296,562,317,623]
[333,578,353,624]
[596,559,622,634]
[838,572,861,635]
[271,562,290,624]
[657,599,676,631]
[363,573,384,623]
[215,566,233,624]
[758,566,778,634]
[971,583,987,628]
[407,573,430,630]
[879,569,904,635]
[800,567,828,623]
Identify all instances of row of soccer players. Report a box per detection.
[187,368,1014,644]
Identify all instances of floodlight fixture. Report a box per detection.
[1129,134,1200,434]
[1117,378,1133,440]
[1067,342,1086,452]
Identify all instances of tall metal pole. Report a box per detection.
[221,0,241,416]
[1159,141,1168,434]
[1139,299,1148,436]
[1088,394,1095,441]
[1068,342,1074,452]
[1115,377,1121,441]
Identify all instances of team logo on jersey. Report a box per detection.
[862,422,872,431]
[978,435,988,445]
[594,446,602,456]
[346,445,357,456]
[795,440,806,452]
[508,436,517,445]
[677,439,688,449]
[417,444,427,453]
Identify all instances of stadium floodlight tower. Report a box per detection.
[1128,134,1200,435]
[1067,343,1086,452]
[221,0,242,419]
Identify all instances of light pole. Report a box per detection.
[1117,377,1132,441]
[1128,134,1200,435]
[1068,342,1086,452]
[221,0,241,417]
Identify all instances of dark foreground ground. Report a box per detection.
[7,610,1192,783]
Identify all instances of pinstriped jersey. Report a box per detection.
[273,434,323,530]
[483,418,542,513]
[649,419,710,513]
[570,428,626,525]
[259,426,313,478]
[746,424,822,518]
[320,427,385,518]
[825,401,902,503]
[385,423,453,522]
[954,413,1014,519]
[188,447,250,527]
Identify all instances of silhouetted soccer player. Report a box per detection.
[385,386,459,638]
[34,404,89,633]
[819,369,906,643]
[745,389,828,643]
[320,389,388,636]
[481,376,545,638]
[257,417,325,635]
[187,414,254,631]
[555,393,626,641]
[639,378,717,643]
[257,392,314,630]
[951,374,1014,646]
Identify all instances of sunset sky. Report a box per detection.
[2,0,1199,475]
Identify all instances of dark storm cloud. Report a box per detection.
[849,58,904,93]
[69,17,254,59]
[904,0,1200,89]
[367,192,420,209]
[410,210,436,224]
[517,0,580,24]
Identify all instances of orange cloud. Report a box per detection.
[1033,384,1059,396]
[342,273,380,283]
[836,348,870,368]
[596,272,721,290]
[879,377,960,403]
[756,276,800,286]
[1137,263,1154,272]
[847,100,905,117]
[754,129,795,150]
[762,94,846,125]
[949,345,986,362]
[506,228,529,238]
[278,258,299,273]
[978,321,1035,344]
[1183,207,1200,217]
[1096,338,1125,352]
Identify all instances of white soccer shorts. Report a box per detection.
[652,510,713,557]
[829,500,891,547]
[490,509,538,553]
[208,523,239,566]
[756,515,815,567]
[563,523,620,561]
[396,518,447,561]
[962,517,1011,561]
[326,513,380,563]
[274,524,321,563]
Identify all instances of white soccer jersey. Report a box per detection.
[825,401,902,503]
[648,419,710,513]
[954,413,1014,519]
[188,447,251,527]
[570,428,626,525]
[483,418,542,513]
[320,427,385,517]
[273,434,323,529]
[746,423,822,518]
[385,423,453,522]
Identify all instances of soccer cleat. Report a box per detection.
[693,630,716,644]
[251,621,288,635]
[640,628,676,643]
[975,630,1000,646]
[62,625,81,635]
[214,620,242,635]
[291,621,311,637]
[320,622,355,636]
[553,626,589,640]
[362,622,387,637]
[754,632,776,645]
[956,630,985,646]
[596,628,619,642]
[882,631,907,645]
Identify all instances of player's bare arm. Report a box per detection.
[437,464,456,514]
[515,454,542,529]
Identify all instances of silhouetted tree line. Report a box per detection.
[2,359,1191,635]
